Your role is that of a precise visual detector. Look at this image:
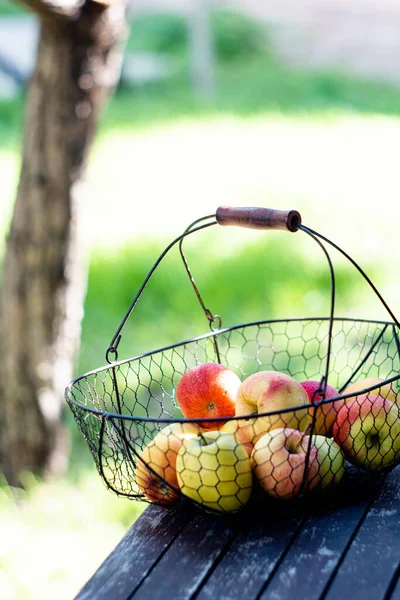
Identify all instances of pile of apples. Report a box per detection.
[135,363,400,513]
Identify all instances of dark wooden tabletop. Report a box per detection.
[76,466,400,600]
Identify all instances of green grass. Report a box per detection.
[0,472,145,600]
[2,52,400,150]
[4,51,398,148]
[0,97,24,151]
[106,55,400,133]
[0,1,26,16]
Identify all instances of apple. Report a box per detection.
[176,430,252,512]
[344,377,399,406]
[250,427,319,500]
[301,380,343,437]
[333,394,400,472]
[312,435,346,489]
[219,419,254,457]
[236,371,309,445]
[176,362,241,429]
[135,422,202,505]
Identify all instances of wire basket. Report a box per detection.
[65,207,400,514]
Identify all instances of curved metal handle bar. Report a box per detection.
[300,225,400,330]
[178,215,222,331]
[106,207,301,362]
[106,217,217,363]
[178,207,302,332]
[297,224,336,395]
[106,209,399,366]
[294,224,336,493]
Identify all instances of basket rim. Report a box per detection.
[65,315,400,420]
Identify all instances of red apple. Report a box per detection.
[250,427,319,500]
[333,394,400,472]
[176,363,241,429]
[236,371,309,445]
[301,380,343,436]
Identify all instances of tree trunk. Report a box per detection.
[0,2,126,484]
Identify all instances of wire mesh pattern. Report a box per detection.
[66,317,400,512]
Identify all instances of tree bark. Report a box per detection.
[0,1,126,484]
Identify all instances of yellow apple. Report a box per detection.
[176,430,252,512]
[344,377,399,406]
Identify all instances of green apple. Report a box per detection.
[333,394,400,471]
[312,435,346,489]
[176,430,252,512]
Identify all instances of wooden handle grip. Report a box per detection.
[216,206,301,232]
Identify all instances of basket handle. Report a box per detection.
[106,208,302,363]
[216,206,301,232]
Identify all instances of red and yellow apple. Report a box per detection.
[176,430,253,512]
[135,422,202,505]
[176,362,241,429]
[301,380,343,437]
[312,435,346,489]
[250,427,319,500]
[343,377,399,406]
[333,394,400,472]
[236,371,309,444]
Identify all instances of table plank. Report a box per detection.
[195,469,384,600]
[390,570,400,600]
[257,470,385,600]
[323,466,400,600]
[75,502,192,600]
[194,502,305,600]
[129,509,236,600]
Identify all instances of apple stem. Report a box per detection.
[303,423,314,437]
[293,440,302,454]
[199,432,209,446]
[288,433,302,454]
[366,435,378,450]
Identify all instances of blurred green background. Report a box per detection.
[1,5,400,599]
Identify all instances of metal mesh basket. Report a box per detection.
[65,207,400,513]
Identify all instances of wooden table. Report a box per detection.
[76,466,400,600]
